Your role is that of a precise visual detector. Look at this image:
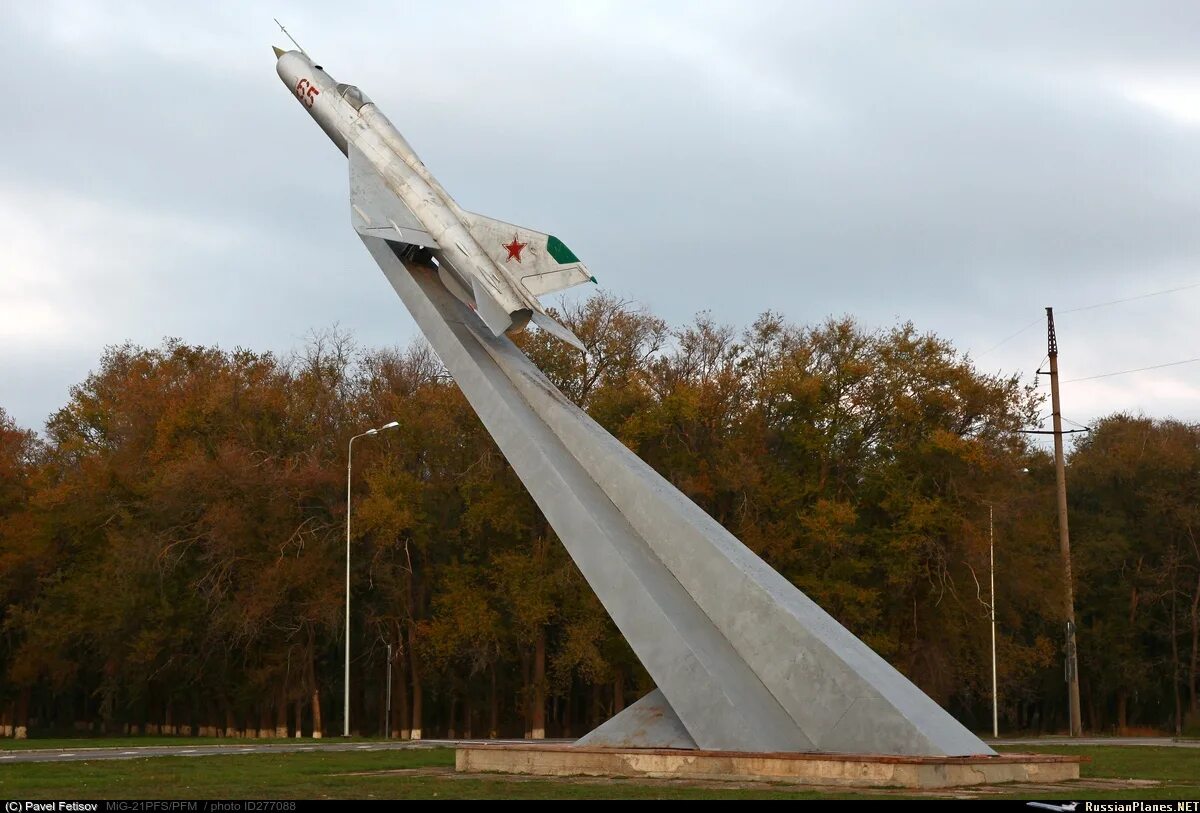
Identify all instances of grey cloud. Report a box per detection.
[2,0,1197,431]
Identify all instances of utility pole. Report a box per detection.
[989,504,998,739]
[1046,307,1082,737]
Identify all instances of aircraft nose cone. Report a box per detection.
[272,45,286,59]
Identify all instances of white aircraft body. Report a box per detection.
[275,46,595,350]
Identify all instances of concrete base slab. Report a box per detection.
[455,744,1083,789]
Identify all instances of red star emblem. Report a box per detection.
[503,235,527,262]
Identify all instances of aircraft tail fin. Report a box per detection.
[461,211,595,299]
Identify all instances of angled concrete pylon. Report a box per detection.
[363,237,993,757]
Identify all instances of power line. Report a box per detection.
[1019,428,1090,435]
[1064,356,1200,383]
[975,279,1198,358]
[975,318,1041,357]
[1060,280,1200,314]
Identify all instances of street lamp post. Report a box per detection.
[345,420,399,737]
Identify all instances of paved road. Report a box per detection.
[3,736,1196,764]
[0,739,542,764]
[993,736,1200,749]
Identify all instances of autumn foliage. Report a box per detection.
[1,294,1197,738]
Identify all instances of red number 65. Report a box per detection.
[295,78,320,108]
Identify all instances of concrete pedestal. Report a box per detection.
[455,744,1083,789]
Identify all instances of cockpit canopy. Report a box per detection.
[335,83,371,111]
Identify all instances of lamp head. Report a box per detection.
[381,421,400,430]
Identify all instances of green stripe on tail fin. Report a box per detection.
[546,236,579,264]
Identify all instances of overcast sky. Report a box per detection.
[3,1,1198,436]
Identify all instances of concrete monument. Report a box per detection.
[274,44,1001,758]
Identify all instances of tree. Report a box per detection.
[2,299,1188,739]
[1069,415,1200,732]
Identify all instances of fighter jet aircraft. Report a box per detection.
[274,46,595,351]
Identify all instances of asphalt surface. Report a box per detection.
[993,736,1200,749]
[0,739,539,764]
[1,736,1196,764]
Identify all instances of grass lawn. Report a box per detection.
[0,737,384,751]
[0,743,1196,799]
[1017,745,1200,785]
